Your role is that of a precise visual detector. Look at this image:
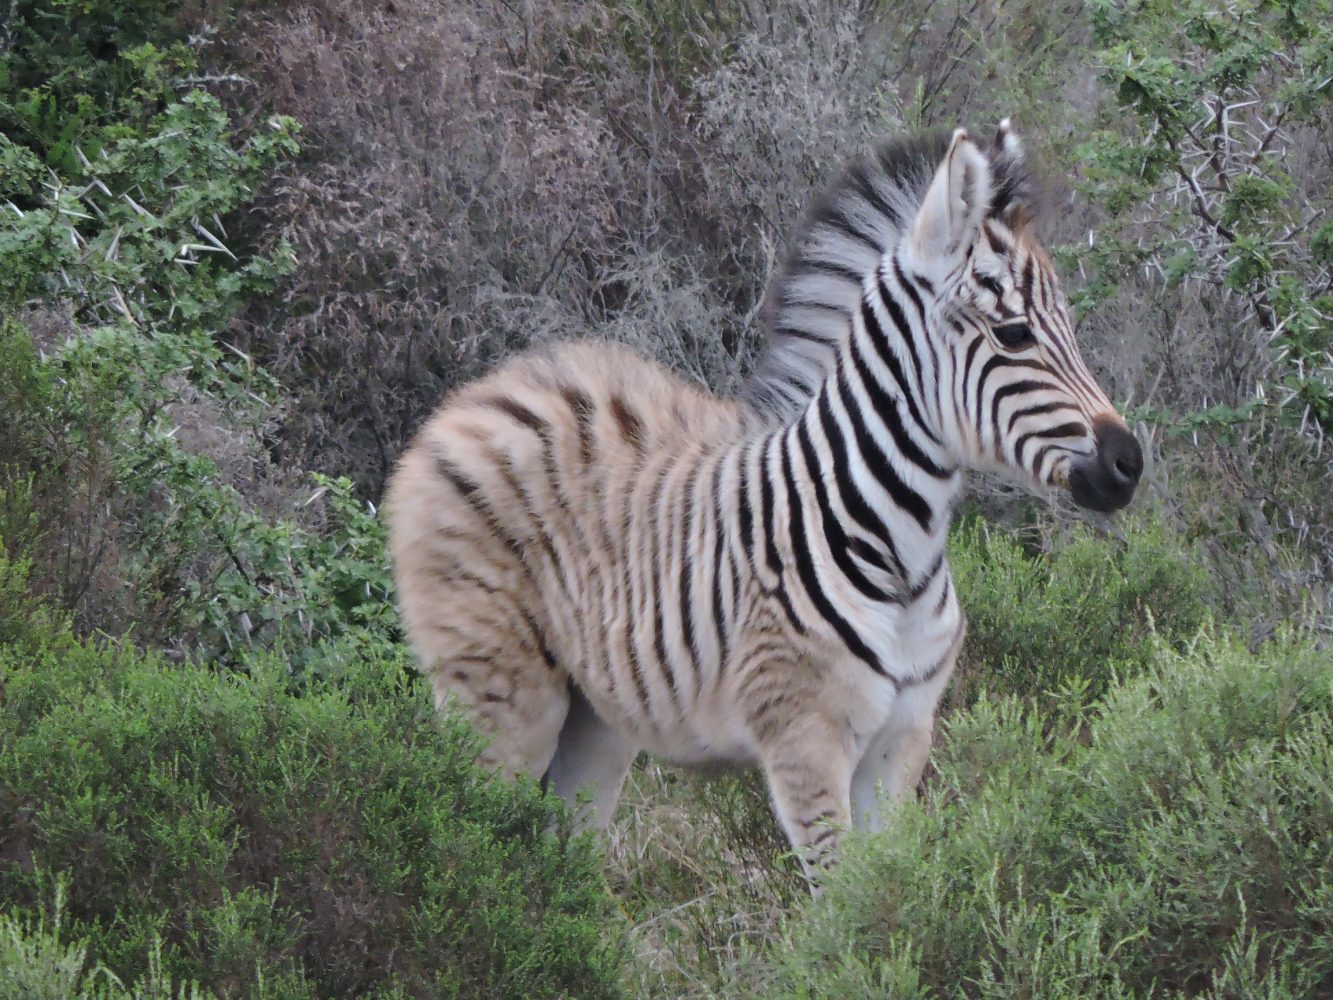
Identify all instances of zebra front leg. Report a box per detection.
[756,717,855,883]
[850,642,959,832]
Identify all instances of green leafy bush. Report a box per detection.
[1057,0,1333,631]
[0,19,352,658]
[0,889,218,1000]
[0,1,207,173]
[0,608,628,999]
[0,313,395,669]
[1080,0,1332,436]
[949,518,1212,709]
[772,630,1333,998]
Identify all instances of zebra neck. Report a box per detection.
[766,369,961,605]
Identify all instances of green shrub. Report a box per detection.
[0,75,386,667]
[0,0,322,657]
[1079,0,1332,437]
[0,539,59,657]
[774,630,1333,998]
[0,888,222,1000]
[0,1,200,173]
[0,901,104,1000]
[0,22,305,648]
[948,517,1212,710]
[1063,0,1333,631]
[0,615,628,998]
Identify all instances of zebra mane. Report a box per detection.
[742,126,1035,421]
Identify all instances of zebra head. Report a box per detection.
[901,123,1142,512]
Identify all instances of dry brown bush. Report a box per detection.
[223,0,1124,494]
[227,0,903,488]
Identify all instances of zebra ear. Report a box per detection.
[994,117,1023,160]
[910,128,993,263]
[990,117,1033,227]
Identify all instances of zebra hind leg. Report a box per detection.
[421,631,573,784]
[542,684,639,832]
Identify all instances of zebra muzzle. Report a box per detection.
[1068,418,1143,513]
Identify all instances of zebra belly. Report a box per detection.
[564,625,759,765]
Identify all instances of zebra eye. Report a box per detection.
[993,322,1036,349]
[978,275,1005,298]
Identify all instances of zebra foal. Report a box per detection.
[385,123,1142,870]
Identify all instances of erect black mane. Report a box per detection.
[743,126,1037,422]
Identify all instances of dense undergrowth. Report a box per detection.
[778,632,1333,999]
[2,0,1331,997]
[0,562,627,998]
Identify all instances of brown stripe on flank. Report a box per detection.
[519,610,559,670]
[609,395,646,450]
[434,455,525,561]
[434,456,480,498]
[483,395,549,435]
[560,385,596,465]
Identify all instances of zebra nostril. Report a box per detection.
[1099,423,1142,488]
[1068,417,1143,512]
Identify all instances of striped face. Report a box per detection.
[907,128,1142,512]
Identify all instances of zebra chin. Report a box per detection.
[1067,419,1143,513]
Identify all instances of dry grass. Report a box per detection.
[606,761,804,998]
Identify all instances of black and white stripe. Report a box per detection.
[711,122,1125,679]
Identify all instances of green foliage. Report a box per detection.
[0,884,222,999]
[0,317,48,453]
[1078,0,1333,437]
[5,294,389,660]
[0,88,297,320]
[594,0,746,86]
[1130,399,1264,443]
[0,612,628,998]
[0,249,375,658]
[0,903,127,1000]
[775,630,1333,998]
[949,518,1212,710]
[0,15,329,658]
[190,472,399,670]
[0,1,200,173]
[0,515,64,656]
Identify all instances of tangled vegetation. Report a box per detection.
[1,0,1329,996]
